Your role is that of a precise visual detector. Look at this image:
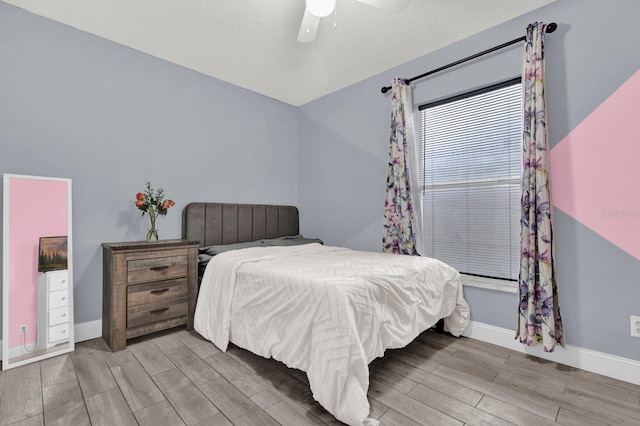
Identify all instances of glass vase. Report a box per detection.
[146,212,159,242]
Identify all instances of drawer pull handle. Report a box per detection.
[150,266,169,271]
[150,288,170,295]
[150,307,170,315]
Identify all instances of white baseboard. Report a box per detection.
[1,320,102,361]
[74,319,102,342]
[462,320,640,386]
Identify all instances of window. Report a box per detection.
[418,78,521,292]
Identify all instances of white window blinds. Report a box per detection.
[419,79,521,282]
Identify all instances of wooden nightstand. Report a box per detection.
[102,239,199,351]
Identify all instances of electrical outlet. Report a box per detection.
[19,325,27,335]
[631,316,640,338]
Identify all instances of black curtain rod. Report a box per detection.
[380,22,557,94]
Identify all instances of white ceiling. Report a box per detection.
[3,0,555,106]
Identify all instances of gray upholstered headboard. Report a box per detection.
[182,202,299,248]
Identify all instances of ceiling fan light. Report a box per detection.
[306,0,336,17]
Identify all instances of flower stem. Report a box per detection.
[146,211,159,241]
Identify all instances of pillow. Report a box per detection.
[198,240,264,257]
[198,234,323,260]
[261,234,324,247]
[197,235,323,284]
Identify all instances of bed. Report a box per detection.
[183,202,470,426]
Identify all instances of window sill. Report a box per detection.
[461,274,517,294]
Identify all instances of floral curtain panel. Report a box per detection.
[383,78,421,255]
[516,22,565,352]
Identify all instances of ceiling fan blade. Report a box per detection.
[355,0,409,12]
[297,8,321,43]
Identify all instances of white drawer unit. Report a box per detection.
[37,270,72,349]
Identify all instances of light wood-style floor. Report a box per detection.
[1,328,639,426]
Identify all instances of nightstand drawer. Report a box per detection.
[127,296,188,328]
[49,290,69,309]
[127,278,188,307]
[127,255,188,284]
[49,306,70,326]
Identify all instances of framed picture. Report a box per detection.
[38,235,68,272]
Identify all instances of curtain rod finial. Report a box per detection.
[546,22,557,33]
[381,86,391,94]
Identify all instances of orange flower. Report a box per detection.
[135,200,144,208]
[168,200,175,207]
[162,201,170,209]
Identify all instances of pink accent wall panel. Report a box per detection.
[551,70,640,260]
[8,178,68,348]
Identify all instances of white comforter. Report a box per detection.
[194,243,470,426]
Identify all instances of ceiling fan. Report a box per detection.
[297,0,409,43]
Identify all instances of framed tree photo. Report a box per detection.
[38,235,68,272]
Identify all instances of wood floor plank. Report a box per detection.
[376,356,483,406]
[476,395,557,426]
[7,415,44,426]
[109,356,165,412]
[103,346,138,367]
[129,340,176,376]
[153,368,221,425]
[558,386,640,425]
[71,351,117,398]
[432,364,560,421]
[508,351,640,394]
[370,363,419,394]
[85,388,138,426]
[163,345,221,386]
[74,338,110,355]
[0,363,42,426]
[203,352,270,397]
[191,412,235,426]
[40,354,77,388]
[450,345,510,371]
[368,397,391,420]
[175,329,222,358]
[405,340,500,382]
[369,380,463,426]
[198,376,280,426]
[564,380,640,408]
[251,388,325,426]
[307,402,348,425]
[416,332,460,354]
[42,378,90,426]
[456,336,517,359]
[384,349,440,373]
[407,384,512,426]
[492,370,567,395]
[134,400,187,426]
[378,408,423,426]
[493,368,640,425]
[226,345,318,410]
[555,407,608,426]
[151,332,183,351]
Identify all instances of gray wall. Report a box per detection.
[0,3,299,332]
[298,0,640,361]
